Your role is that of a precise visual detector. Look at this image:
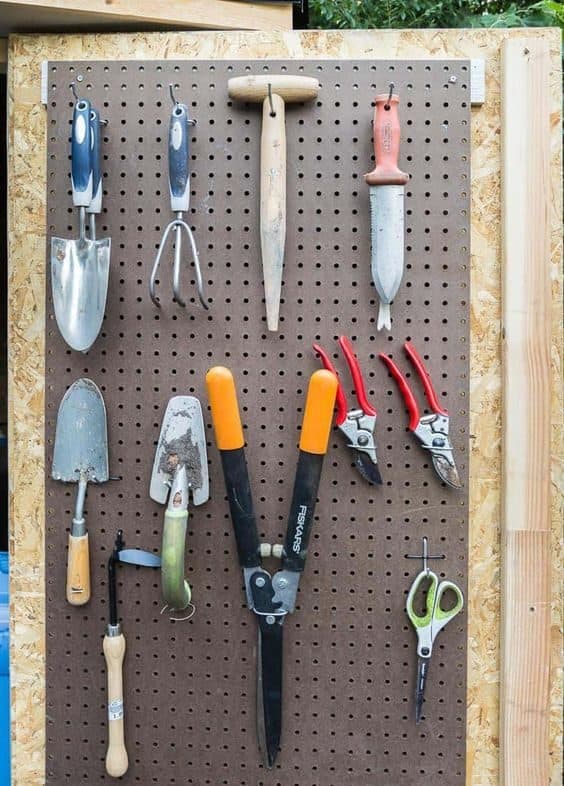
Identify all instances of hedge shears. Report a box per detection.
[206,366,337,768]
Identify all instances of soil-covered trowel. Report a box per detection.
[150,397,209,611]
[52,378,109,605]
[51,90,110,352]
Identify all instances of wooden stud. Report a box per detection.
[501,37,553,786]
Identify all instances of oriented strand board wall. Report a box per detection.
[7,29,562,786]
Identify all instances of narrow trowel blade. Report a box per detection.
[369,185,405,304]
[51,236,111,352]
[150,396,209,506]
[52,378,109,484]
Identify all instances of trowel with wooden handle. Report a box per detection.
[364,92,409,331]
[51,378,109,605]
[51,93,111,353]
[150,396,209,612]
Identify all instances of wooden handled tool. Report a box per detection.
[104,530,161,778]
[228,75,319,332]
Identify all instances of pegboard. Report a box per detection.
[44,59,470,785]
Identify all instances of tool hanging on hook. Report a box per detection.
[150,84,208,311]
[103,530,161,778]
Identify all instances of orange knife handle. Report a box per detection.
[364,94,409,187]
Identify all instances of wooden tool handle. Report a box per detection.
[103,632,128,778]
[66,532,90,605]
[364,95,409,187]
[260,92,286,332]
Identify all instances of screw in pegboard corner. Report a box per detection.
[449,75,457,83]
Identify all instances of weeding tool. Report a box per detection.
[228,74,319,331]
[104,529,161,777]
[380,341,462,488]
[51,85,111,352]
[150,396,209,611]
[206,366,337,768]
[313,335,382,485]
[51,378,109,605]
[150,85,208,311]
[364,88,409,331]
[405,538,464,723]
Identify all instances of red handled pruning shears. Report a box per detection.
[379,342,462,489]
[314,336,381,485]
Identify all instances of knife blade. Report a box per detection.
[365,92,409,331]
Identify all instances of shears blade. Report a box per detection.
[431,454,462,489]
[415,656,430,724]
[354,451,382,485]
[256,620,283,768]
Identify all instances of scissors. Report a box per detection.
[406,539,464,723]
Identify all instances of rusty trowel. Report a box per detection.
[52,378,109,605]
[51,92,111,353]
[150,396,208,611]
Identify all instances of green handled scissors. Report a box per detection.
[406,558,464,724]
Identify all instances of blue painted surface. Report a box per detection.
[0,552,10,785]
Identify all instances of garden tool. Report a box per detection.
[206,366,337,768]
[364,88,409,331]
[150,85,208,311]
[150,396,209,611]
[227,74,319,331]
[51,85,111,352]
[104,529,161,778]
[51,378,109,605]
[405,538,464,723]
[379,341,462,488]
[314,335,382,485]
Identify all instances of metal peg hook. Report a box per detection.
[267,82,276,117]
[70,81,83,103]
[169,83,180,106]
[406,537,444,575]
[385,82,395,110]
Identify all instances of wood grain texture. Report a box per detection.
[500,38,554,786]
[0,0,293,33]
[7,29,562,786]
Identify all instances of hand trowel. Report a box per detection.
[364,92,409,331]
[150,396,209,611]
[52,378,109,605]
[51,93,111,353]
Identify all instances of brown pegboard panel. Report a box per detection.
[45,59,470,785]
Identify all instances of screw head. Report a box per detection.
[421,647,430,656]
[76,74,84,82]
[357,434,369,447]
[255,576,266,588]
[265,615,275,625]
[449,75,457,83]
[277,577,287,588]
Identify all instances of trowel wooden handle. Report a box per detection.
[103,632,128,778]
[261,93,286,332]
[66,532,90,605]
[365,95,409,187]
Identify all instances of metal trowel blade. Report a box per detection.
[51,236,111,352]
[149,396,209,507]
[52,378,109,484]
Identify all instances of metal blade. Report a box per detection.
[256,619,283,769]
[369,185,405,304]
[354,451,382,485]
[415,657,430,724]
[51,236,111,352]
[432,454,462,489]
[52,378,109,484]
[117,549,161,569]
[150,396,209,506]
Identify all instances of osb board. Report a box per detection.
[7,28,562,786]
